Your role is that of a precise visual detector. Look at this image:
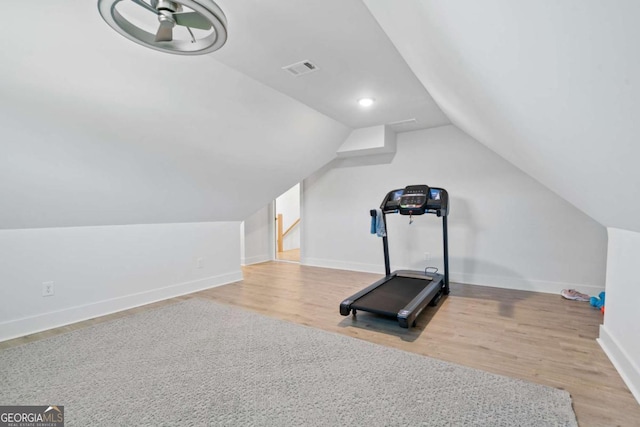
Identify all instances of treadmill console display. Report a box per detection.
[381,185,449,216]
[399,185,429,215]
[382,188,404,212]
[390,189,404,202]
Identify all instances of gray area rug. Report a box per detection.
[0,299,577,426]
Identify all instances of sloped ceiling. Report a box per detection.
[0,0,351,229]
[0,0,449,229]
[364,0,640,232]
[213,0,449,132]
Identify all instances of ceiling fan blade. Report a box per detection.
[173,11,212,30]
[130,0,158,14]
[155,21,174,42]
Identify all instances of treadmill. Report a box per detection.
[340,185,449,328]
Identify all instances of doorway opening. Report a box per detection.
[275,183,301,262]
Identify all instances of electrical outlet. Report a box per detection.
[42,281,54,297]
[424,252,431,262]
[196,257,204,269]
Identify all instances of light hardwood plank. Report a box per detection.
[276,248,300,262]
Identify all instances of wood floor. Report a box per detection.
[3,262,638,426]
[276,248,300,262]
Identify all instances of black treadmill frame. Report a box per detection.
[339,188,450,328]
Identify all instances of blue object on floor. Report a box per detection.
[590,291,605,309]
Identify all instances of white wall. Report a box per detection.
[598,228,640,403]
[0,222,241,342]
[276,183,301,251]
[302,125,607,294]
[337,125,397,158]
[364,0,640,232]
[241,204,274,265]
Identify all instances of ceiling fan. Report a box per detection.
[131,0,210,42]
[98,0,227,55]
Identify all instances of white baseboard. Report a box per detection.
[301,257,604,295]
[241,254,272,266]
[0,271,242,343]
[449,272,604,295]
[598,325,640,405]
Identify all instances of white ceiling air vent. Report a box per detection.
[282,60,319,77]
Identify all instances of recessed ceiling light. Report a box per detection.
[358,98,375,107]
[98,0,227,55]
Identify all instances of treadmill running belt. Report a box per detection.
[351,276,434,316]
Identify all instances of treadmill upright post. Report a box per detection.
[442,215,450,294]
[382,212,391,276]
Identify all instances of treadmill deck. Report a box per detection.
[351,275,437,317]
